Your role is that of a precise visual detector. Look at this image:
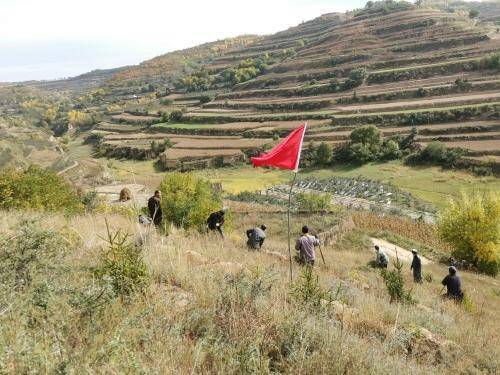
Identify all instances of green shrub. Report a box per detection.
[314,142,333,166]
[290,266,332,309]
[0,166,82,213]
[380,139,401,160]
[405,142,466,169]
[296,192,333,212]
[380,256,414,304]
[438,191,499,276]
[81,190,99,212]
[94,221,149,297]
[199,94,214,104]
[159,172,222,230]
[169,110,183,122]
[350,125,382,146]
[342,68,367,90]
[0,220,67,289]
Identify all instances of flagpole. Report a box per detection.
[287,171,297,283]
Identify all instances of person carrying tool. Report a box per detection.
[410,249,423,283]
[246,224,267,250]
[206,207,227,238]
[295,226,320,266]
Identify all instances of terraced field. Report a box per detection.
[89,2,499,172]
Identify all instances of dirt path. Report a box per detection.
[94,183,152,206]
[370,237,432,265]
[57,160,79,176]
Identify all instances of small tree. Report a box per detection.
[94,221,149,297]
[199,95,213,104]
[159,172,222,231]
[438,191,499,276]
[346,125,382,163]
[342,68,368,90]
[169,110,183,122]
[350,125,382,146]
[381,255,414,304]
[315,142,333,166]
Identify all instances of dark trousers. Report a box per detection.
[413,271,423,283]
[208,226,224,238]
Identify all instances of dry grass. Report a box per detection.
[0,209,499,373]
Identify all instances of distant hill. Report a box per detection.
[24,67,129,96]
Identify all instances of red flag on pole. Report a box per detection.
[251,123,307,172]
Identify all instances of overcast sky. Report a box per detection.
[0,0,368,82]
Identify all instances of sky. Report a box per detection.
[0,0,367,82]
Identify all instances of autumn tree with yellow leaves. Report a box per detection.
[438,191,500,276]
[67,110,90,129]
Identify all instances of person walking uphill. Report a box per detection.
[411,249,423,283]
[442,266,464,301]
[295,226,320,266]
[246,225,267,250]
[148,190,162,226]
[207,207,227,238]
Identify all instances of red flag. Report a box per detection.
[251,123,307,172]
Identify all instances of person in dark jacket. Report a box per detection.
[246,225,267,250]
[442,266,463,301]
[410,249,423,283]
[206,207,227,237]
[147,190,162,226]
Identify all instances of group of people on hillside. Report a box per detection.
[374,245,463,301]
[146,192,464,302]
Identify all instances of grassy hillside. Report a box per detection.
[1,209,498,373]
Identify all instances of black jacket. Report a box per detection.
[411,255,422,273]
[207,211,225,230]
[442,274,462,297]
[148,196,162,224]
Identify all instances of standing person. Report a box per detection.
[148,190,162,226]
[295,226,320,266]
[374,245,389,269]
[441,266,464,301]
[207,207,227,238]
[411,249,423,283]
[246,225,267,250]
